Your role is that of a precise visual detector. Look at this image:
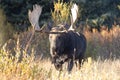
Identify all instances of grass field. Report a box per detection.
[0,27,120,80]
[0,55,120,80]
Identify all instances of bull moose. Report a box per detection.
[28,4,87,72]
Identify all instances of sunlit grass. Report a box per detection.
[0,45,120,80]
[0,25,120,80]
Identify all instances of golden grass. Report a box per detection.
[0,25,120,80]
[0,53,120,80]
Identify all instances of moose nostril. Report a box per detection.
[57,65,59,67]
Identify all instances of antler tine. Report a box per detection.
[69,4,78,31]
[28,4,42,31]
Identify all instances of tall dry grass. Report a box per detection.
[84,26,120,59]
[0,51,120,80]
[0,26,120,80]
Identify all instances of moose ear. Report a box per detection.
[64,24,70,30]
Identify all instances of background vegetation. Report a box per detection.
[0,26,120,79]
[0,9,14,48]
[0,0,120,80]
[1,0,120,31]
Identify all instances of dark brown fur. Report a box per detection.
[49,27,86,72]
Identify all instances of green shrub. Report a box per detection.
[51,0,71,25]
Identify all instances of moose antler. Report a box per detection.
[28,4,79,34]
[28,4,42,31]
[69,4,78,31]
[28,5,61,34]
[24,4,42,52]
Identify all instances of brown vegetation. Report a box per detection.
[84,26,120,59]
[0,25,120,80]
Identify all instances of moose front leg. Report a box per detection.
[67,59,74,73]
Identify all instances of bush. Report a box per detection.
[84,26,120,60]
[0,8,14,48]
[52,0,71,25]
